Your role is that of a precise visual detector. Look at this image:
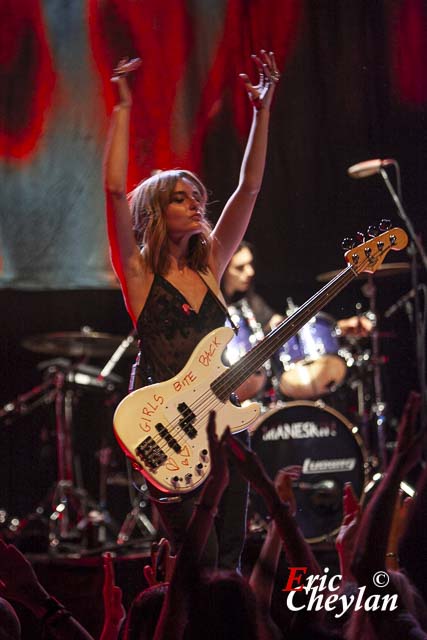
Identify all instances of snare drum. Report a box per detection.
[250,401,367,542]
[224,300,268,401]
[274,313,348,399]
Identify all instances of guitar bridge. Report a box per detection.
[136,436,167,470]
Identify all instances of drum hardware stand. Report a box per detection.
[116,464,156,545]
[378,164,427,439]
[362,275,388,473]
[97,329,157,543]
[48,366,90,549]
[0,361,88,547]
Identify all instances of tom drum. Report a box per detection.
[274,313,349,399]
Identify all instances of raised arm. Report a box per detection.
[153,412,230,640]
[225,433,319,574]
[103,58,146,324]
[210,51,280,278]
[351,391,422,585]
[0,539,94,640]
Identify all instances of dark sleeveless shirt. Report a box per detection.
[133,274,225,388]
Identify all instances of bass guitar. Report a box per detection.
[114,226,408,493]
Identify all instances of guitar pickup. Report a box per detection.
[177,402,195,421]
[177,402,197,439]
[178,419,197,439]
[136,436,167,470]
[155,423,181,453]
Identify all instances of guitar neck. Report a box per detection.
[212,265,356,401]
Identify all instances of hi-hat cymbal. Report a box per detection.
[22,331,138,358]
[316,262,410,283]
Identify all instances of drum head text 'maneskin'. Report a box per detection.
[250,401,368,543]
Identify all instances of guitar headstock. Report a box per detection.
[344,227,408,275]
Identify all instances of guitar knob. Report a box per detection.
[341,237,356,251]
[185,473,193,485]
[379,218,392,231]
[355,231,365,244]
[200,449,209,462]
[367,225,379,238]
[196,463,204,475]
[171,476,180,488]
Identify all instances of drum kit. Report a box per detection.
[0,260,413,549]
[0,327,156,553]
[226,261,412,543]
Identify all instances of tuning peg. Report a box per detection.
[342,237,356,251]
[355,231,365,244]
[379,218,392,231]
[367,225,379,238]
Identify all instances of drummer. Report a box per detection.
[221,242,373,400]
[222,241,373,335]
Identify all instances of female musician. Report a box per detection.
[104,52,279,569]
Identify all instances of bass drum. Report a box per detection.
[250,401,368,543]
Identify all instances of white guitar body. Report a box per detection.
[114,326,260,494]
[114,228,408,495]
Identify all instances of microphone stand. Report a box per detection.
[379,165,427,434]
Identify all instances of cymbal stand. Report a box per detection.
[49,367,88,549]
[97,330,156,543]
[0,379,57,425]
[363,276,388,472]
[379,164,426,436]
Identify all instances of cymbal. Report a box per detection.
[316,262,410,283]
[22,331,138,358]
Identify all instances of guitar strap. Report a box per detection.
[198,269,238,335]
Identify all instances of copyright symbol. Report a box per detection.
[373,571,389,588]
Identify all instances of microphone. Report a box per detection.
[347,158,396,179]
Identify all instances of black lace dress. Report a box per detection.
[133,274,225,386]
[129,273,248,570]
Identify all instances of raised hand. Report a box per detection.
[335,483,361,581]
[0,539,48,606]
[239,50,280,111]
[274,466,302,516]
[225,430,272,495]
[143,538,176,586]
[207,411,230,492]
[101,552,125,636]
[111,57,141,107]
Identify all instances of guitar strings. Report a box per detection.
[150,262,358,456]
[142,241,393,467]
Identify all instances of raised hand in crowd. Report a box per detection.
[335,482,361,584]
[249,466,301,640]
[0,538,94,639]
[153,411,230,640]
[399,453,427,603]
[143,538,176,587]
[225,432,319,575]
[348,391,427,640]
[100,552,126,640]
[0,596,21,640]
[386,491,414,571]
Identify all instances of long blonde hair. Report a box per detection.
[129,169,212,274]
